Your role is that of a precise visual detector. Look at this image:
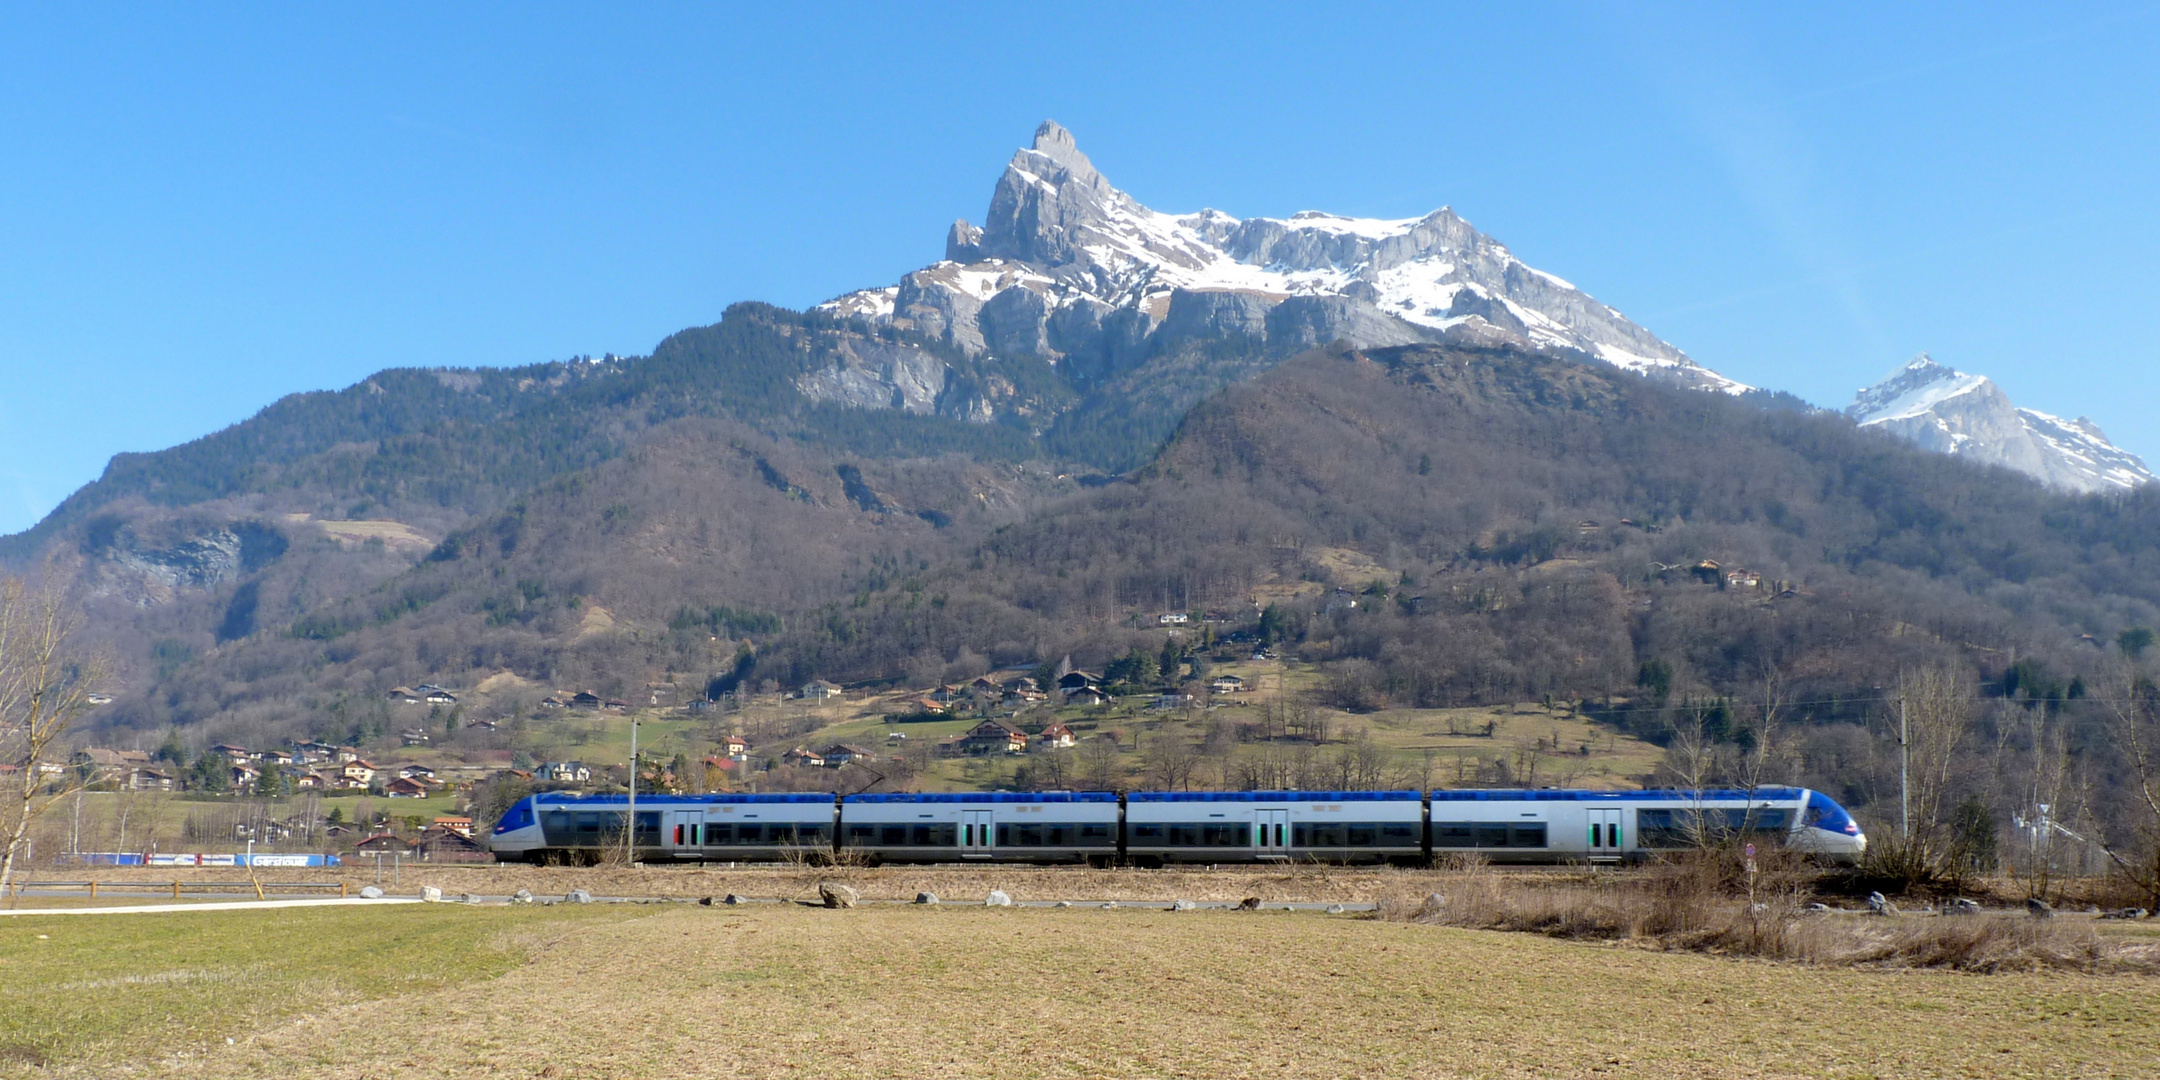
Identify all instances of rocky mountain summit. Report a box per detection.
[820,120,1743,395]
[1847,354,2153,493]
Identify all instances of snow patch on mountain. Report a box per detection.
[820,120,1745,394]
[1847,354,2153,493]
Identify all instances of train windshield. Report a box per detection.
[1803,791,1859,836]
[494,799,536,834]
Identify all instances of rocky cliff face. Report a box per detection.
[1847,355,2153,493]
[819,120,1743,398]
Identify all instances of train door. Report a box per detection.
[1256,808,1290,857]
[1587,808,1625,862]
[961,809,995,859]
[670,810,701,854]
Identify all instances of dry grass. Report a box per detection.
[16,902,2150,1080]
[1374,856,2160,975]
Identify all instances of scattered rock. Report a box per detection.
[566,889,593,904]
[2099,907,2149,920]
[1170,899,1196,912]
[1324,904,1346,915]
[724,893,747,906]
[1806,902,1832,912]
[1101,901,1117,909]
[1866,891,1895,916]
[819,882,860,909]
[1944,898,1982,916]
[1053,900,1073,908]
[1236,897,1262,911]
[419,885,443,903]
[985,890,1013,907]
[698,896,716,907]
[2026,897,2055,919]
[358,885,385,900]
[463,893,482,905]
[914,892,939,905]
[511,888,534,905]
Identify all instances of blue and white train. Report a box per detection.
[488,787,1867,866]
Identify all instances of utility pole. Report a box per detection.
[1899,695,1910,841]
[625,715,639,864]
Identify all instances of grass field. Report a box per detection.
[2,898,2154,1079]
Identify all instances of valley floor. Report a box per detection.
[2,892,2154,1078]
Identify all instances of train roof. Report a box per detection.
[843,792,1118,804]
[1127,790,1421,802]
[1428,787,1808,802]
[528,792,837,805]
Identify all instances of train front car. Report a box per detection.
[490,791,839,864]
[1793,788,1867,864]
[488,795,547,860]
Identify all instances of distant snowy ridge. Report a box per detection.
[822,121,1745,393]
[1847,354,2153,493]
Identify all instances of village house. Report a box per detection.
[231,763,261,789]
[959,720,1027,756]
[412,824,491,863]
[720,735,749,759]
[397,764,436,781]
[603,698,630,712]
[433,816,475,837]
[385,687,425,705]
[541,761,592,783]
[540,696,567,709]
[569,691,604,710]
[399,728,431,747]
[72,748,152,781]
[354,833,409,855]
[294,739,339,761]
[1034,724,1076,751]
[1210,675,1246,694]
[1056,671,1099,692]
[1157,612,1190,625]
[1064,686,1109,707]
[929,684,962,705]
[821,744,877,767]
[418,685,457,705]
[209,744,251,764]
[341,760,378,785]
[780,747,826,768]
[1152,691,1193,711]
[383,776,434,798]
[800,679,843,702]
[122,766,174,791]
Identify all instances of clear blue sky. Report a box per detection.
[4,4,2157,535]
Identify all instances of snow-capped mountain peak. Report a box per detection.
[823,120,1745,393]
[1847,354,2153,493]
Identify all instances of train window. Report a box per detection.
[1636,810,1688,848]
[1201,824,1243,846]
[880,825,908,845]
[908,824,955,846]
[1346,825,1378,847]
[1436,822,1545,848]
[1165,824,1200,846]
[1300,823,1345,846]
[1381,824,1418,843]
[1130,824,1164,841]
[1041,823,1073,846]
[736,824,764,843]
[797,825,829,844]
[1080,823,1112,842]
[704,824,732,843]
[845,824,875,845]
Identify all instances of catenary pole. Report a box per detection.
[1899,696,1910,841]
[626,715,639,863]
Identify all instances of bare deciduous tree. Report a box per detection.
[1,577,105,899]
